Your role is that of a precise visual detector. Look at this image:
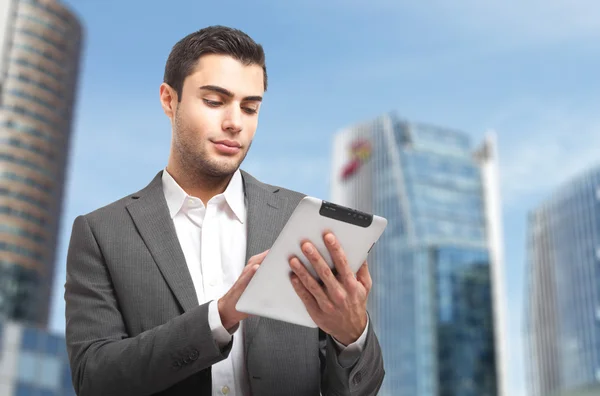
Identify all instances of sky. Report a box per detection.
[47,1,600,395]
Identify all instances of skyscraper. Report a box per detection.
[0,0,83,327]
[525,166,600,396]
[0,319,75,395]
[330,113,507,396]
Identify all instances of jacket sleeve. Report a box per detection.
[320,317,385,396]
[64,215,231,396]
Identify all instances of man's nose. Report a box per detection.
[222,106,243,133]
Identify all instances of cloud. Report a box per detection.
[439,0,600,44]
[489,100,600,209]
[304,0,600,45]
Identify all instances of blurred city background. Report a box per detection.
[1,0,599,395]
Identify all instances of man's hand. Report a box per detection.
[289,232,371,346]
[217,250,268,331]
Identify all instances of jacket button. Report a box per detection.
[190,350,199,360]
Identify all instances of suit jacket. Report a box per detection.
[64,170,384,396]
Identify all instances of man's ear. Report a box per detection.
[159,83,178,119]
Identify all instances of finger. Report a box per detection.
[301,241,346,305]
[356,261,372,293]
[230,263,260,300]
[323,233,355,286]
[289,257,334,314]
[248,249,269,265]
[290,274,320,314]
[301,241,339,288]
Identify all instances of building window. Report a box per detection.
[15,383,37,396]
[0,120,61,146]
[38,355,61,389]
[12,43,64,69]
[0,137,57,163]
[11,56,63,82]
[0,241,45,261]
[0,171,53,194]
[21,0,75,27]
[8,72,63,99]
[17,351,39,383]
[4,104,62,131]
[43,334,62,355]
[17,12,68,37]
[21,327,40,351]
[0,206,47,227]
[14,27,66,53]
[0,152,55,179]
[7,88,63,116]
[0,224,47,244]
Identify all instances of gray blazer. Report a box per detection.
[64,170,384,396]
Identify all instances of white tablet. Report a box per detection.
[236,196,388,328]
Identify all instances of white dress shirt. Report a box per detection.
[162,168,368,396]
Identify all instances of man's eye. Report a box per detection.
[243,107,258,115]
[203,99,221,107]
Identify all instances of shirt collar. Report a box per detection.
[162,169,188,219]
[222,169,246,224]
[161,168,246,223]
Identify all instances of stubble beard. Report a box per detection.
[173,109,251,184]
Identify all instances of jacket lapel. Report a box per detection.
[241,170,288,353]
[124,170,288,347]
[126,171,199,312]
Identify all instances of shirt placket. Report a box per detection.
[203,201,236,396]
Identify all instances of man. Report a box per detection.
[64,25,384,396]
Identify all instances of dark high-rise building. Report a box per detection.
[0,0,83,327]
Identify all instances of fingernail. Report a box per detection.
[303,243,313,254]
[325,234,335,244]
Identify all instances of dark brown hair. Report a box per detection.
[163,25,267,101]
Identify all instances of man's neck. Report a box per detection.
[165,164,234,206]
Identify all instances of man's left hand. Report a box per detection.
[289,232,371,346]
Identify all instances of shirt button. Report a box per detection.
[209,278,217,287]
[221,385,230,394]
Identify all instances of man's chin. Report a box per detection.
[203,158,243,178]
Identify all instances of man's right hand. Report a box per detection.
[217,250,269,331]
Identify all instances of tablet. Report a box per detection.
[236,196,388,328]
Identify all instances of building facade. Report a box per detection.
[0,0,83,327]
[330,113,507,396]
[525,167,600,396]
[0,318,75,396]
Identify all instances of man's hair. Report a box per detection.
[164,25,267,101]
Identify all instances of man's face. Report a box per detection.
[168,54,264,179]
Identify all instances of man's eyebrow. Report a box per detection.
[199,85,262,102]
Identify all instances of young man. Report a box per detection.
[64,25,384,396]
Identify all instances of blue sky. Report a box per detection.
[49,1,600,395]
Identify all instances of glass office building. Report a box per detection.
[525,167,600,396]
[0,319,75,395]
[0,0,83,327]
[331,113,507,396]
